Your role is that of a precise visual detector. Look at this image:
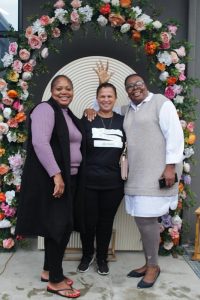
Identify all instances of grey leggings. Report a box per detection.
[134,217,160,266]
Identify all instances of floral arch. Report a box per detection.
[0,0,198,254]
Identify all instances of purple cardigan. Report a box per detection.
[31,102,82,177]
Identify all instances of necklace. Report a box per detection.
[99,115,113,129]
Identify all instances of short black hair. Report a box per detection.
[96,82,117,98]
[51,75,73,90]
[124,73,143,86]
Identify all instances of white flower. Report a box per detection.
[111,0,120,6]
[0,122,9,135]
[32,19,45,34]
[159,71,169,81]
[54,8,69,25]
[157,51,172,66]
[137,13,153,25]
[7,131,17,142]
[174,95,184,104]
[120,23,131,33]
[78,5,93,23]
[180,120,187,129]
[41,47,49,59]
[131,6,142,18]
[183,162,191,173]
[97,15,108,27]
[3,108,12,119]
[175,63,185,73]
[184,147,195,159]
[102,0,110,3]
[163,241,174,250]
[0,219,11,228]
[10,226,16,235]
[20,90,29,101]
[152,20,162,29]
[172,84,183,95]
[22,72,33,81]
[1,53,13,67]
[171,215,182,229]
[5,190,15,205]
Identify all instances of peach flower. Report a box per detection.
[28,35,42,49]
[3,238,15,249]
[120,0,132,8]
[39,15,51,26]
[52,27,61,38]
[0,164,9,175]
[0,148,5,157]
[108,13,125,27]
[0,78,7,91]
[25,26,33,38]
[71,0,82,8]
[15,112,26,123]
[19,49,30,61]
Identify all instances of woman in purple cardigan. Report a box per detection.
[15,75,85,298]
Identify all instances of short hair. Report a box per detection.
[51,75,73,90]
[96,82,117,98]
[124,73,143,86]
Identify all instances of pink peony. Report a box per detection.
[164,86,176,99]
[38,32,48,42]
[2,96,14,106]
[18,80,28,90]
[39,15,51,26]
[3,238,15,249]
[12,101,21,111]
[71,0,82,8]
[23,62,34,73]
[174,46,186,57]
[52,27,61,38]
[28,35,42,49]
[19,49,30,61]
[168,25,178,35]
[8,42,18,55]
[70,10,80,23]
[170,51,179,64]
[12,60,23,73]
[25,26,34,38]
[54,0,65,8]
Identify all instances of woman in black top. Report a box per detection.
[78,82,125,275]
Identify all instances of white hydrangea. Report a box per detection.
[3,108,12,119]
[137,13,153,25]
[120,23,131,33]
[152,20,162,29]
[184,147,195,159]
[157,51,172,66]
[159,71,169,81]
[131,6,142,18]
[78,5,93,23]
[97,15,108,27]
[54,8,69,25]
[174,95,184,104]
[32,19,45,34]
[1,53,13,67]
[5,190,15,205]
[111,0,120,6]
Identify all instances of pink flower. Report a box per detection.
[1,203,16,217]
[172,84,183,95]
[164,86,176,99]
[71,0,82,9]
[52,27,61,38]
[19,49,30,61]
[54,0,65,8]
[28,35,42,49]
[8,153,24,171]
[12,100,21,111]
[179,73,186,81]
[3,238,15,249]
[187,121,195,132]
[25,26,34,38]
[70,10,80,23]
[8,42,18,55]
[38,32,48,42]
[174,46,186,57]
[168,227,179,239]
[160,32,171,49]
[0,78,7,91]
[134,20,146,31]
[41,48,49,59]
[18,80,29,90]
[23,62,34,73]
[2,96,14,106]
[170,51,179,64]
[39,15,51,26]
[168,25,178,35]
[12,60,23,73]
[161,42,170,49]
[175,63,185,73]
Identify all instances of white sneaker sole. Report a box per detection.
[77,256,94,273]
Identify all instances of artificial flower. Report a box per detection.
[131,30,141,42]
[109,13,125,27]
[3,238,14,249]
[7,71,19,82]
[120,0,131,8]
[19,49,31,61]
[97,15,108,26]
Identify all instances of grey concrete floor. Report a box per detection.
[0,241,200,300]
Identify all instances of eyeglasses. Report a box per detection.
[125,81,145,92]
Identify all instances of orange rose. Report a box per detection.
[0,148,5,157]
[167,76,177,85]
[0,192,6,202]
[156,62,166,71]
[144,41,158,55]
[7,90,18,98]
[172,237,180,246]
[187,133,196,145]
[120,0,132,8]
[0,164,9,175]
[178,182,184,193]
[131,30,141,42]
[15,112,26,123]
[7,118,19,128]
[0,212,5,220]
[108,13,125,27]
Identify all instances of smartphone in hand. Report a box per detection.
[159,173,178,188]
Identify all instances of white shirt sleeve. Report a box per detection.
[159,101,184,164]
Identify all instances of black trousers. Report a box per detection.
[43,175,77,283]
[80,187,124,261]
